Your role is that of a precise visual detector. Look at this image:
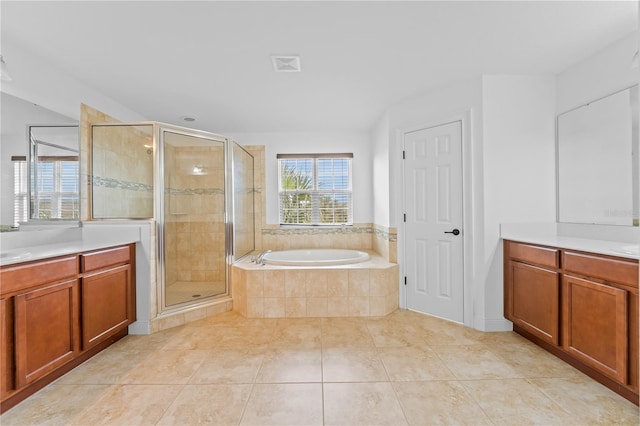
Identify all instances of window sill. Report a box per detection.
[278,224,353,230]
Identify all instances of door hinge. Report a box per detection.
[403,213,406,222]
[402,150,406,159]
[404,276,407,285]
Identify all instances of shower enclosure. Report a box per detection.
[90,122,254,313]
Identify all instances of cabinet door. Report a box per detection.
[562,275,628,383]
[628,291,638,391]
[509,261,560,345]
[0,298,13,399]
[14,279,80,388]
[81,264,132,350]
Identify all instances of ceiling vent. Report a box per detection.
[271,55,301,72]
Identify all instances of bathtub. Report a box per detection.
[231,250,399,318]
[262,249,370,266]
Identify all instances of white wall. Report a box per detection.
[225,131,373,225]
[1,35,144,123]
[557,32,638,113]
[481,74,557,328]
[371,111,390,227]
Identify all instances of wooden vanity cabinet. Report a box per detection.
[629,292,639,394]
[0,244,135,413]
[504,240,640,405]
[80,245,135,350]
[504,243,561,345]
[0,298,12,400]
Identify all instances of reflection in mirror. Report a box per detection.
[557,85,639,226]
[28,125,79,221]
[0,92,79,230]
[91,124,154,219]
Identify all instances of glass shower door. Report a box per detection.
[232,142,255,260]
[160,128,227,308]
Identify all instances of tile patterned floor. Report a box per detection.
[1,309,638,425]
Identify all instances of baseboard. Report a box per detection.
[128,320,151,335]
[474,315,513,332]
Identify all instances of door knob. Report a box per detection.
[444,229,460,236]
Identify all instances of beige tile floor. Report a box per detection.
[1,309,638,425]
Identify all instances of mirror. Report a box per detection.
[557,85,639,226]
[28,125,80,221]
[0,92,79,230]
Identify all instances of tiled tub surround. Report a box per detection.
[261,223,397,261]
[232,253,399,318]
[373,224,398,263]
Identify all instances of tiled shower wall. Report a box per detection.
[90,125,154,219]
[164,144,226,287]
[233,143,257,259]
[243,146,265,253]
[80,105,153,220]
[79,104,117,221]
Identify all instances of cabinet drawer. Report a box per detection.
[81,246,130,273]
[564,251,639,288]
[0,256,78,295]
[508,241,559,269]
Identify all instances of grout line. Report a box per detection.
[153,383,187,425]
[236,382,255,426]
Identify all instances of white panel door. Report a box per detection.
[403,121,463,323]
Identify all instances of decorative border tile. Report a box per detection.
[374,228,397,243]
[166,187,224,195]
[90,175,152,192]
[262,224,373,236]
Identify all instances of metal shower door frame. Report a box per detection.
[155,122,234,315]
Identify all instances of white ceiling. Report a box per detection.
[1,1,637,133]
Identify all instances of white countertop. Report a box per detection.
[0,238,136,266]
[500,223,639,260]
[0,224,144,266]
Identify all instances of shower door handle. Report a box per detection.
[444,229,460,236]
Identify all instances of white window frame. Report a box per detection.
[277,153,353,226]
[13,157,79,225]
[13,160,28,226]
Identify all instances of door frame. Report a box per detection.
[396,111,475,327]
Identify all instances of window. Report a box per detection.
[278,153,353,225]
[13,160,27,226]
[12,157,79,225]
